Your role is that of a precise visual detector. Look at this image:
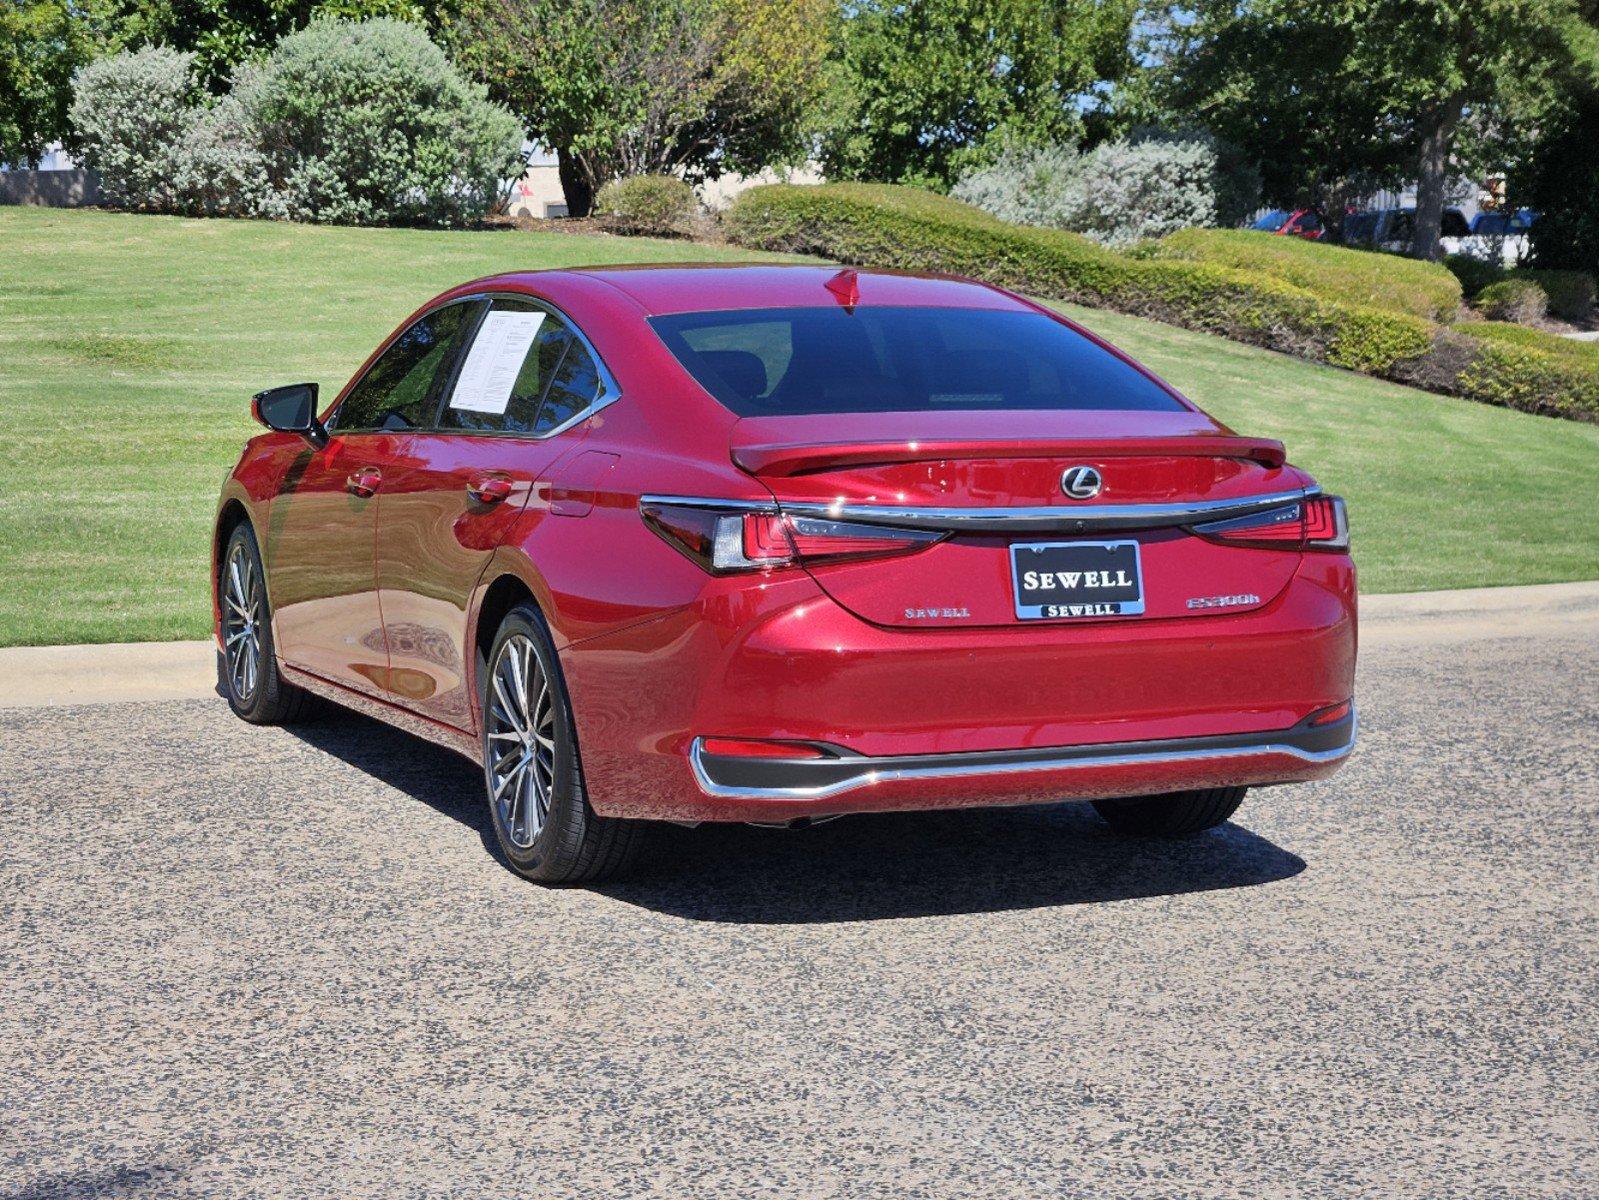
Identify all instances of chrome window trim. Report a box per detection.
[325,297,484,435]
[689,712,1358,801]
[327,290,622,440]
[640,487,1317,533]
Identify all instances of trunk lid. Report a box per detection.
[731,411,1309,629]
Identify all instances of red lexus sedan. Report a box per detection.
[215,265,1356,883]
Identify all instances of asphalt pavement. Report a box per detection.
[1,588,1595,1198]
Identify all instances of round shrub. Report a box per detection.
[170,90,273,218]
[69,46,196,212]
[1511,269,1595,322]
[1476,278,1549,325]
[952,132,1258,249]
[239,18,523,226]
[593,175,699,237]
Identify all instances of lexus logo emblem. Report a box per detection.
[1061,465,1103,500]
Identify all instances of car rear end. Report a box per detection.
[584,275,1356,821]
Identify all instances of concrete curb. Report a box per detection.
[0,640,216,710]
[1,580,1595,710]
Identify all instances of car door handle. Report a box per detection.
[466,475,515,504]
[345,467,382,498]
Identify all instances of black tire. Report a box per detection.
[1093,787,1247,836]
[218,522,316,725]
[481,603,645,884]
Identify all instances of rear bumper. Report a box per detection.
[561,553,1357,822]
[690,708,1356,802]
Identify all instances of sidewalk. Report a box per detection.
[1,580,1595,709]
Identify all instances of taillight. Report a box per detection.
[641,501,943,574]
[1191,496,1349,552]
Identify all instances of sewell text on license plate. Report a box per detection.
[1009,539,1145,620]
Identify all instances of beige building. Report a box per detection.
[506,149,821,218]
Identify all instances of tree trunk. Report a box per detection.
[557,148,593,218]
[1412,93,1465,261]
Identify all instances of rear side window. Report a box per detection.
[441,299,606,436]
[649,306,1184,416]
[334,301,478,432]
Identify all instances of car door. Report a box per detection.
[266,299,480,697]
[375,296,617,729]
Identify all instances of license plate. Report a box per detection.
[1010,540,1145,620]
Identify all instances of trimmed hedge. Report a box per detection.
[724,182,1598,422]
[1457,320,1599,364]
[1147,227,1463,322]
[1444,256,1597,322]
[725,182,1433,371]
[1449,330,1599,421]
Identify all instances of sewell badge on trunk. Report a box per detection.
[1010,540,1145,620]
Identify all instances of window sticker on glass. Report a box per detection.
[450,310,546,415]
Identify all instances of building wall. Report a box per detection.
[0,169,102,208]
[505,161,823,219]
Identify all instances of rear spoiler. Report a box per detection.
[732,435,1287,477]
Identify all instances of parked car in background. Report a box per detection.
[1250,208,1327,240]
[215,265,1356,884]
[1461,209,1538,265]
[1343,206,1473,258]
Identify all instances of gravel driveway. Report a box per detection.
[2,593,1595,1199]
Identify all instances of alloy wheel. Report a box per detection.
[486,634,557,848]
[222,544,263,702]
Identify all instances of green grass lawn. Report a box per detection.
[0,208,798,646]
[0,207,1595,647]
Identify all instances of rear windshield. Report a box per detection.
[648,306,1184,416]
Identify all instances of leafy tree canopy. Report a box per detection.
[100,0,430,88]
[445,0,831,216]
[1141,0,1589,256]
[818,0,1138,189]
[2,0,94,165]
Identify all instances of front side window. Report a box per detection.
[333,301,479,432]
[649,306,1185,417]
[441,299,605,436]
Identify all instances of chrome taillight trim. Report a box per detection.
[642,488,1318,534]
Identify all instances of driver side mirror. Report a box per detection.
[252,382,327,447]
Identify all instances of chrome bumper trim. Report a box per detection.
[689,709,1357,802]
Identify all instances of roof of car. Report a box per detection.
[484,264,1034,317]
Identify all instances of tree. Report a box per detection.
[1357,1,1579,259]
[1510,2,1599,268]
[1,0,95,166]
[817,0,1138,189]
[444,0,830,216]
[93,0,431,90]
[1143,0,1584,256]
[1133,5,1406,240]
